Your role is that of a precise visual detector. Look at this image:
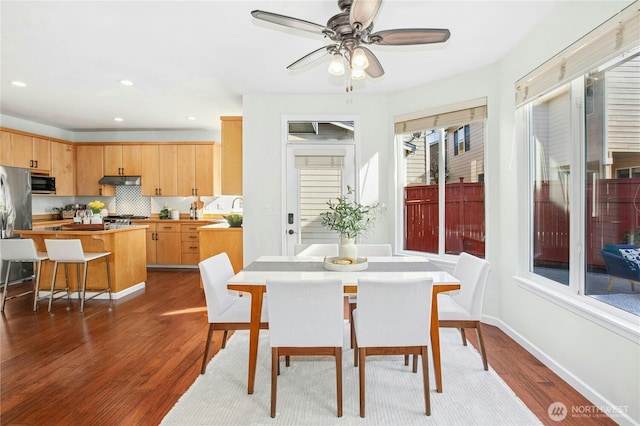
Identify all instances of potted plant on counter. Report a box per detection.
[320,186,383,259]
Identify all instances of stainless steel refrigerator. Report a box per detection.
[0,166,33,283]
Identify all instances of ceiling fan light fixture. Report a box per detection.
[351,47,369,70]
[351,68,366,80]
[328,53,345,75]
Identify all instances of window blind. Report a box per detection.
[294,149,346,169]
[394,99,487,134]
[515,2,639,106]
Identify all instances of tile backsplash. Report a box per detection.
[115,186,151,216]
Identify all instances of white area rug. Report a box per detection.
[162,325,541,425]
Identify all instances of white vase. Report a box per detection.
[90,214,102,224]
[339,237,358,259]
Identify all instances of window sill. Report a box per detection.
[515,274,640,342]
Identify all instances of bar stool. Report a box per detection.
[44,239,112,312]
[0,238,49,312]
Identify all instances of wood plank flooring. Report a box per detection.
[1,269,615,425]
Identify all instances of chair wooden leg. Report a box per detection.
[221,330,229,348]
[349,302,356,348]
[460,328,467,346]
[285,355,290,367]
[421,346,431,416]
[607,276,614,292]
[200,323,215,374]
[336,347,343,417]
[33,260,42,311]
[271,347,278,418]
[412,354,418,373]
[358,348,366,418]
[354,338,359,367]
[48,261,58,312]
[475,321,489,371]
[404,354,409,366]
[80,261,88,312]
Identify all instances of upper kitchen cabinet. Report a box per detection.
[76,144,114,196]
[103,144,142,176]
[141,144,177,196]
[51,141,75,196]
[221,116,242,195]
[3,132,51,174]
[176,143,217,196]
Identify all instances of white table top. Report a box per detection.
[227,255,459,286]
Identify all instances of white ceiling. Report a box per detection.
[0,1,557,134]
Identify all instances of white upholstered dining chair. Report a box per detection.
[199,252,268,374]
[348,243,393,348]
[438,252,491,370]
[294,243,339,257]
[353,276,434,417]
[265,278,344,418]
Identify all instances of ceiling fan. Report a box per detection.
[251,0,451,89]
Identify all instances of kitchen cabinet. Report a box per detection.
[4,133,51,173]
[0,131,12,166]
[50,141,75,196]
[220,116,242,195]
[198,225,243,273]
[141,144,177,196]
[154,222,181,265]
[103,145,142,176]
[176,144,216,196]
[180,223,201,265]
[76,145,114,196]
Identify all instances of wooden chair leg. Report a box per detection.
[221,330,229,349]
[404,354,409,366]
[421,346,431,416]
[349,302,356,348]
[607,276,614,291]
[285,355,290,367]
[271,347,278,418]
[460,328,467,346]
[475,322,489,371]
[412,354,418,373]
[200,323,215,374]
[358,348,366,418]
[336,347,343,417]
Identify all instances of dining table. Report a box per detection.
[226,255,461,395]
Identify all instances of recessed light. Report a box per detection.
[114,117,124,122]
[187,116,197,121]
[119,80,134,86]
[11,81,27,87]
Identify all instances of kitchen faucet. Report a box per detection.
[231,197,243,210]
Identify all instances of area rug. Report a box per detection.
[162,325,541,425]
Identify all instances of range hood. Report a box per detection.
[98,175,141,186]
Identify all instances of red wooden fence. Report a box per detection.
[405,178,640,268]
[405,178,485,257]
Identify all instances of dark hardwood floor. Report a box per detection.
[1,269,614,425]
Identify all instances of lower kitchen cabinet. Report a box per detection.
[155,222,181,265]
[180,223,200,265]
[198,225,243,273]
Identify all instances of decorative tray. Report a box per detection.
[323,256,369,271]
[61,223,111,231]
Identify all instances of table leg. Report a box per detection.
[246,287,264,395]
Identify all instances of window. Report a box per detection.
[396,100,487,257]
[517,2,639,318]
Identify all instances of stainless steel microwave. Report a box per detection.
[31,174,56,194]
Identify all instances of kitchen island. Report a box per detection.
[198,223,243,272]
[17,225,147,297]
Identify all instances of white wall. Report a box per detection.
[242,94,391,264]
[386,1,638,424]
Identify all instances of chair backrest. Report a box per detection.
[44,239,86,262]
[266,278,344,347]
[355,244,392,256]
[294,244,339,257]
[355,277,433,347]
[0,238,38,261]
[451,252,491,319]
[198,252,238,322]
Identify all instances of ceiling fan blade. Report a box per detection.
[251,10,332,36]
[287,45,335,70]
[371,28,451,46]
[360,46,384,78]
[349,0,382,30]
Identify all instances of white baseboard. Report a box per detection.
[38,282,145,300]
[482,315,637,426]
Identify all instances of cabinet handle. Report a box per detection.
[189,235,197,239]
[159,188,162,196]
[189,246,197,249]
[35,160,38,168]
[195,188,198,196]
[99,187,103,196]
[30,160,33,167]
